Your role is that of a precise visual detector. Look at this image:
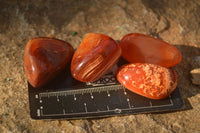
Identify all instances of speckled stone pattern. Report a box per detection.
[117,63,178,99]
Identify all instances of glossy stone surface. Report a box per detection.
[117,63,178,99]
[120,33,182,67]
[71,33,121,82]
[24,37,74,88]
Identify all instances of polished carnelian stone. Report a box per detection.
[71,33,121,82]
[120,33,182,67]
[24,37,74,88]
[117,63,178,99]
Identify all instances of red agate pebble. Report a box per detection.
[120,33,182,67]
[71,33,121,82]
[24,37,74,88]
[117,63,178,99]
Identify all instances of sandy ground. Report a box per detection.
[0,0,200,132]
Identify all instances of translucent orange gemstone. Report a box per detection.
[24,37,74,88]
[120,33,182,67]
[71,33,121,82]
[117,63,178,99]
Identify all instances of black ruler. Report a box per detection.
[28,58,183,120]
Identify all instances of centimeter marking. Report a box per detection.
[38,84,124,98]
[33,84,176,118]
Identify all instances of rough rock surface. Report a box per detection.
[190,68,200,85]
[190,56,200,85]
[192,56,200,68]
[0,0,200,132]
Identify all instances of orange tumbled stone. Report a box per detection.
[24,37,74,88]
[120,33,182,67]
[71,33,121,82]
[117,63,178,99]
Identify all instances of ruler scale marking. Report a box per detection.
[28,58,183,120]
[39,85,123,98]
[29,85,183,119]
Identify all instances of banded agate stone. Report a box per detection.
[71,33,121,82]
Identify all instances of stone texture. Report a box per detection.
[120,33,182,67]
[117,63,178,99]
[24,37,74,88]
[192,56,200,68]
[71,33,121,82]
[0,0,200,133]
[190,68,200,85]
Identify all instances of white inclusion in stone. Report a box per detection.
[31,64,35,72]
[125,75,129,80]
